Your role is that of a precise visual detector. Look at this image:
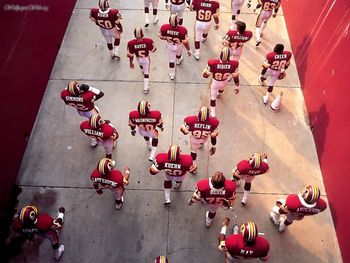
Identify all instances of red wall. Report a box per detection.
[283,1,350,262]
[0,0,77,212]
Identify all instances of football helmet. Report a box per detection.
[197,106,209,122]
[67,81,81,96]
[99,0,110,11]
[167,145,181,162]
[169,14,179,27]
[249,153,262,169]
[137,101,150,116]
[19,205,39,225]
[155,256,168,263]
[134,27,144,39]
[211,171,226,189]
[240,221,258,242]
[219,47,231,62]
[89,113,103,129]
[299,185,321,204]
[97,158,116,175]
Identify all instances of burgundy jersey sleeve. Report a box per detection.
[110,170,124,186]
[285,194,301,212]
[154,153,167,170]
[127,40,135,55]
[146,38,155,52]
[208,117,219,132]
[90,8,99,20]
[236,160,251,174]
[129,110,138,125]
[12,218,23,232]
[80,121,90,132]
[101,124,116,140]
[150,110,162,125]
[180,155,193,171]
[184,116,196,131]
[178,26,188,42]
[36,214,54,232]
[211,1,220,14]
[266,52,276,64]
[91,169,100,182]
[207,59,217,73]
[160,24,168,37]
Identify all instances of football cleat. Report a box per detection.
[54,245,65,260]
[145,19,150,28]
[153,16,159,24]
[194,52,200,60]
[210,108,216,118]
[201,37,207,43]
[256,40,261,46]
[241,196,247,206]
[115,197,124,210]
[144,86,150,94]
[90,139,98,147]
[262,95,268,105]
[113,49,120,60]
[173,182,182,189]
[258,75,266,86]
[176,56,183,65]
[169,72,175,80]
[205,211,212,228]
[163,199,171,205]
[278,217,287,232]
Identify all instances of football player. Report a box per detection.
[12,206,65,260]
[232,153,269,205]
[61,81,104,118]
[269,185,327,233]
[80,113,119,159]
[144,0,159,27]
[254,0,281,46]
[129,101,164,162]
[231,0,245,25]
[91,158,130,210]
[218,219,270,262]
[202,48,239,117]
[127,27,157,94]
[259,44,292,104]
[158,14,192,80]
[222,21,252,61]
[165,0,191,25]
[180,106,219,171]
[188,171,236,227]
[90,0,123,59]
[150,145,195,205]
[190,0,220,60]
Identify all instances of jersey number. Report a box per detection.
[271,60,286,70]
[198,10,212,21]
[97,19,113,29]
[192,130,211,139]
[263,2,276,11]
[68,103,89,111]
[229,42,243,49]
[139,124,155,131]
[164,169,183,176]
[205,197,225,205]
[214,72,232,81]
[166,36,181,45]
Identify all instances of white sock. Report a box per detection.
[261,22,267,34]
[150,146,157,159]
[144,78,149,89]
[265,92,270,99]
[164,188,171,200]
[195,49,200,54]
[255,27,260,41]
[145,13,149,22]
[243,190,249,200]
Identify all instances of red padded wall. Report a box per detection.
[0,0,77,212]
[283,0,350,262]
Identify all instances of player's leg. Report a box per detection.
[144,0,151,27]
[210,80,222,117]
[260,12,272,36]
[231,0,241,25]
[44,230,64,260]
[101,28,115,58]
[152,0,159,24]
[201,23,210,42]
[205,204,219,227]
[233,47,242,61]
[269,204,281,225]
[141,57,151,94]
[279,213,294,232]
[149,131,159,162]
[102,139,114,159]
[176,44,184,65]
[113,186,125,210]
[241,176,253,205]
[174,174,186,189]
[168,44,176,80]
[178,4,185,25]
[263,69,279,104]
[112,29,121,59]
[189,137,201,174]
[194,21,203,60]
[164,175,173,204]
[255,12,264,46]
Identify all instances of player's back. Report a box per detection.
[208,59,239,80]
[193,0,220,22]
[226,235,270,259]
[90,8,119,29]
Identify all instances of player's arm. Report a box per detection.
[273,2,281,17]
[222,33,230,47]
[261,57,270,75]
[128,117,137,136]
[182,36,192,56]
[213,9,220,30]
[123,166,130,186]
[115,14,123,33]
[92,178,103,194]
[127,46,135,69]
[218,218,230,251]
[81,84,104,101]
[89,10,96,22]
[156,117,164,131]
[180,120,190,135]
[188,189,202,205]
[150,41,157,53]
[209,129,218,155]
[202,64,212,78]
[158,29,167,40]
[232,166,241,181]
[150,162,161,175]
[232,66,240,93]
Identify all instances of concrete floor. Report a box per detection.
[12,0,342,262]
